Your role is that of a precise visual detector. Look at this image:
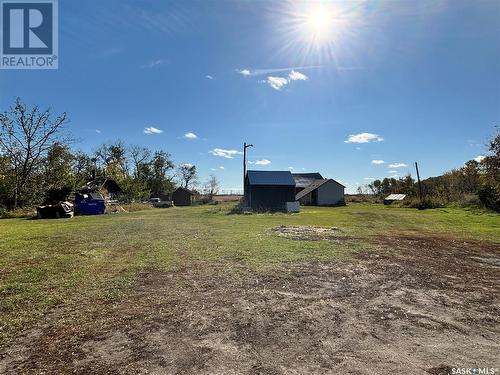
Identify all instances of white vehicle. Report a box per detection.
[150,198,173,208]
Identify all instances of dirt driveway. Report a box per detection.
[1,234,499,374]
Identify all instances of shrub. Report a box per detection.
[402,197,444,209]
[0,207,35,219]
[345,194,380,204]
[478,186,500,212]
[454,193,483,209]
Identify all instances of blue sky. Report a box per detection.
[1,0,499,193]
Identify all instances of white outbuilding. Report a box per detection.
[383,194,407,205]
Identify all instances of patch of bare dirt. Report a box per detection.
[1,234,499,374]
[272,225,349,241]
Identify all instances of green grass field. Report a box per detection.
[0,203,498,346]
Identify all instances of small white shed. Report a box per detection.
[384,194,407,205]
[295,179,345,206]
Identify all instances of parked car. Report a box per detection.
[150,197,173,208]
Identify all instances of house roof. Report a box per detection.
[385,194,407,201]
[295,179,345,200]
[246,170,296,186]
[292,173,324,188]
[174,186,196,195]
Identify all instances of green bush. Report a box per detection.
[454,194,483,209]
[345,194,381,204]
[0,207,35,219]
[478,186,500,212]
[402,197,444,209]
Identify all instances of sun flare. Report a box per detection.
[307,7,332,34]
[273,2,359,62]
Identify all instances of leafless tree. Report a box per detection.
[204,174,220,200]
[177,164,198,189]
[0,98,71,208]
[129,145,151,178]
[94,141,128,179]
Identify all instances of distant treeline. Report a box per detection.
[358,132,500,211]
[0,98,219,211]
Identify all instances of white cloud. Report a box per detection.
[242,68,309,91]
[263,72,308,91]
[371,160,385,165]
[288,166,294,170]
[205,75,213,80]
[209,148,243,159]
[219,166,225,170]
[388,163,408,168]
[255,159,271,165]
[266,76,289,91]
[344,133,384,143]
[474,155,485,162]
[144,126,163,135]
[141,59,166,69]
[95,129,101,134]
[364,177,375,180]
[237,65,320,77]
[288,70,308,81]
[387,170,398,174]
[184,132,198,140]
[389,174,399,178]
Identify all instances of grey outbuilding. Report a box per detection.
[295,179,345,206]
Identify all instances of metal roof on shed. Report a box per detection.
[385,194,407,201]
[295,179,330,200]
[292,173,324,188]
[246,170,296,186]
[295,179,346,200]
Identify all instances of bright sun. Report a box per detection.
[307,7,332,34]
[276,2,354,59]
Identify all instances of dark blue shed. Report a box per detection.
[245,170,296,211]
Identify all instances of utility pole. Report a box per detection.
[243,142,253,200]
[415,162,423,204]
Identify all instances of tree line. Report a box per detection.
[0,98,220,210]
[358,132,500,211]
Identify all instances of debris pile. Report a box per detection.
[272,225,348,241]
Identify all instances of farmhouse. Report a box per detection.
[245,170,296,211]
[296,179,345,206]
[172,187,196,206]
[292,173,324,194]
